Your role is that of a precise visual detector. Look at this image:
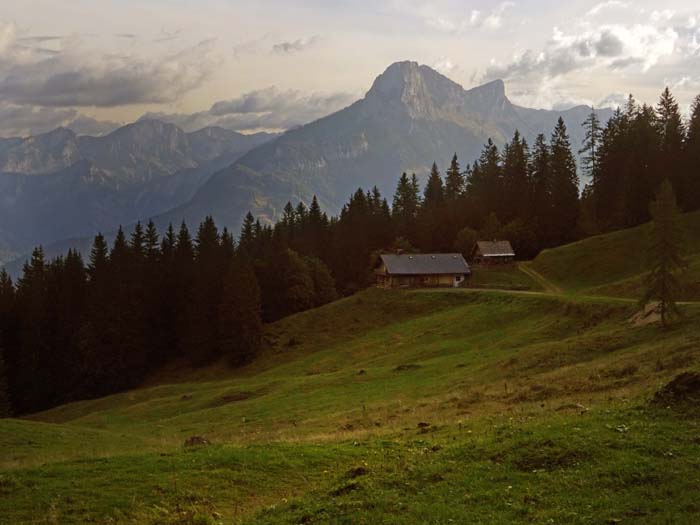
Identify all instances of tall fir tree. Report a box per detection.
[549,118,580,244]
[391,173,421,243]
[641,180,687,327]
[444,154,464,199]
[14,247,50,412]
[466,139,502,223]
[239,212,256,255]
[579,109,602,181]
[218,256,262,366]
[529,133,554,242]
[418,162,448,250]
[656,87,686,207]
[501,131,530,224]
[189,216,223,364]
[684,94,700,212]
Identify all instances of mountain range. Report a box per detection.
[0,61,612,269]
[0,122,275,259]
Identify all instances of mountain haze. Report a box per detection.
[0,122,276,259]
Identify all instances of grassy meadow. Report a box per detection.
[1,215,700,524]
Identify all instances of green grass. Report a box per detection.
[1,287,699,523]
[466,263,542,291]
[529,210,700,298]
[2,213,700,523]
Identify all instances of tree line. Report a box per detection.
[583,89,700,233]
[1,87,698,416]
[0,218,338,415]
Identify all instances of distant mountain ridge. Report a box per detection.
[159,61,611,233]
[0,122,276,259]
[1,61,612,270]
[0,121,275,181]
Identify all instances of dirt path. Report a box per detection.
[517,263,564,294]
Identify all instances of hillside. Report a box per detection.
[1,283,699,522]
[528,210,700,300]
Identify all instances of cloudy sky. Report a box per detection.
[1,0,699,137]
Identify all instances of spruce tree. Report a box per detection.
[444,154,464,199]
[14,247,50,413]
[579,109,602,180]
[549,118,580,244]
[306,196,330,260]
[501,131,530,223]
[594,108,630,229]
[529,133,553,241]
[220,228,236,260]
[391,173,421,242]
[130,222,146,260]
[466,139,502,221]
[627,104,661,226]
[684,95,700,212]
[218,256,262,366]
[144,220,160,262]
[189,217,222,364]
[239,212,256,255]
[418,162,447,250]
[160,224,176,264]
[80,233,112,396]
[656,88,686,207]
[88,233,109,279]
[641,180,687,327]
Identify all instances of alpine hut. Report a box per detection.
[472,240,516,264]
[375,253,471,288]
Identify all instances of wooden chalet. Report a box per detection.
[472,240,515,264]
[375,253,471,288]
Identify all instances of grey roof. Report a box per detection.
[379,253,471,275]
[475,240,515,257]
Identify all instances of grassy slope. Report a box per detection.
[529,210,700,299]
[2,213,700,523]
[466,263,542,291]
[1,288,699,523]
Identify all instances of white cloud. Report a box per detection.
[0,23,220,108]
[141,87,357,133]
[396,1,515,33]
[433,56,459,74]
[586,1,630,17]
[480,7,699,108]
[483,2,515,30]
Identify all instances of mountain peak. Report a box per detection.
[365,61,466,118]
[473,78,506,99]
[366,61,422,99]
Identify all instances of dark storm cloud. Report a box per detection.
[272,35,321,54]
